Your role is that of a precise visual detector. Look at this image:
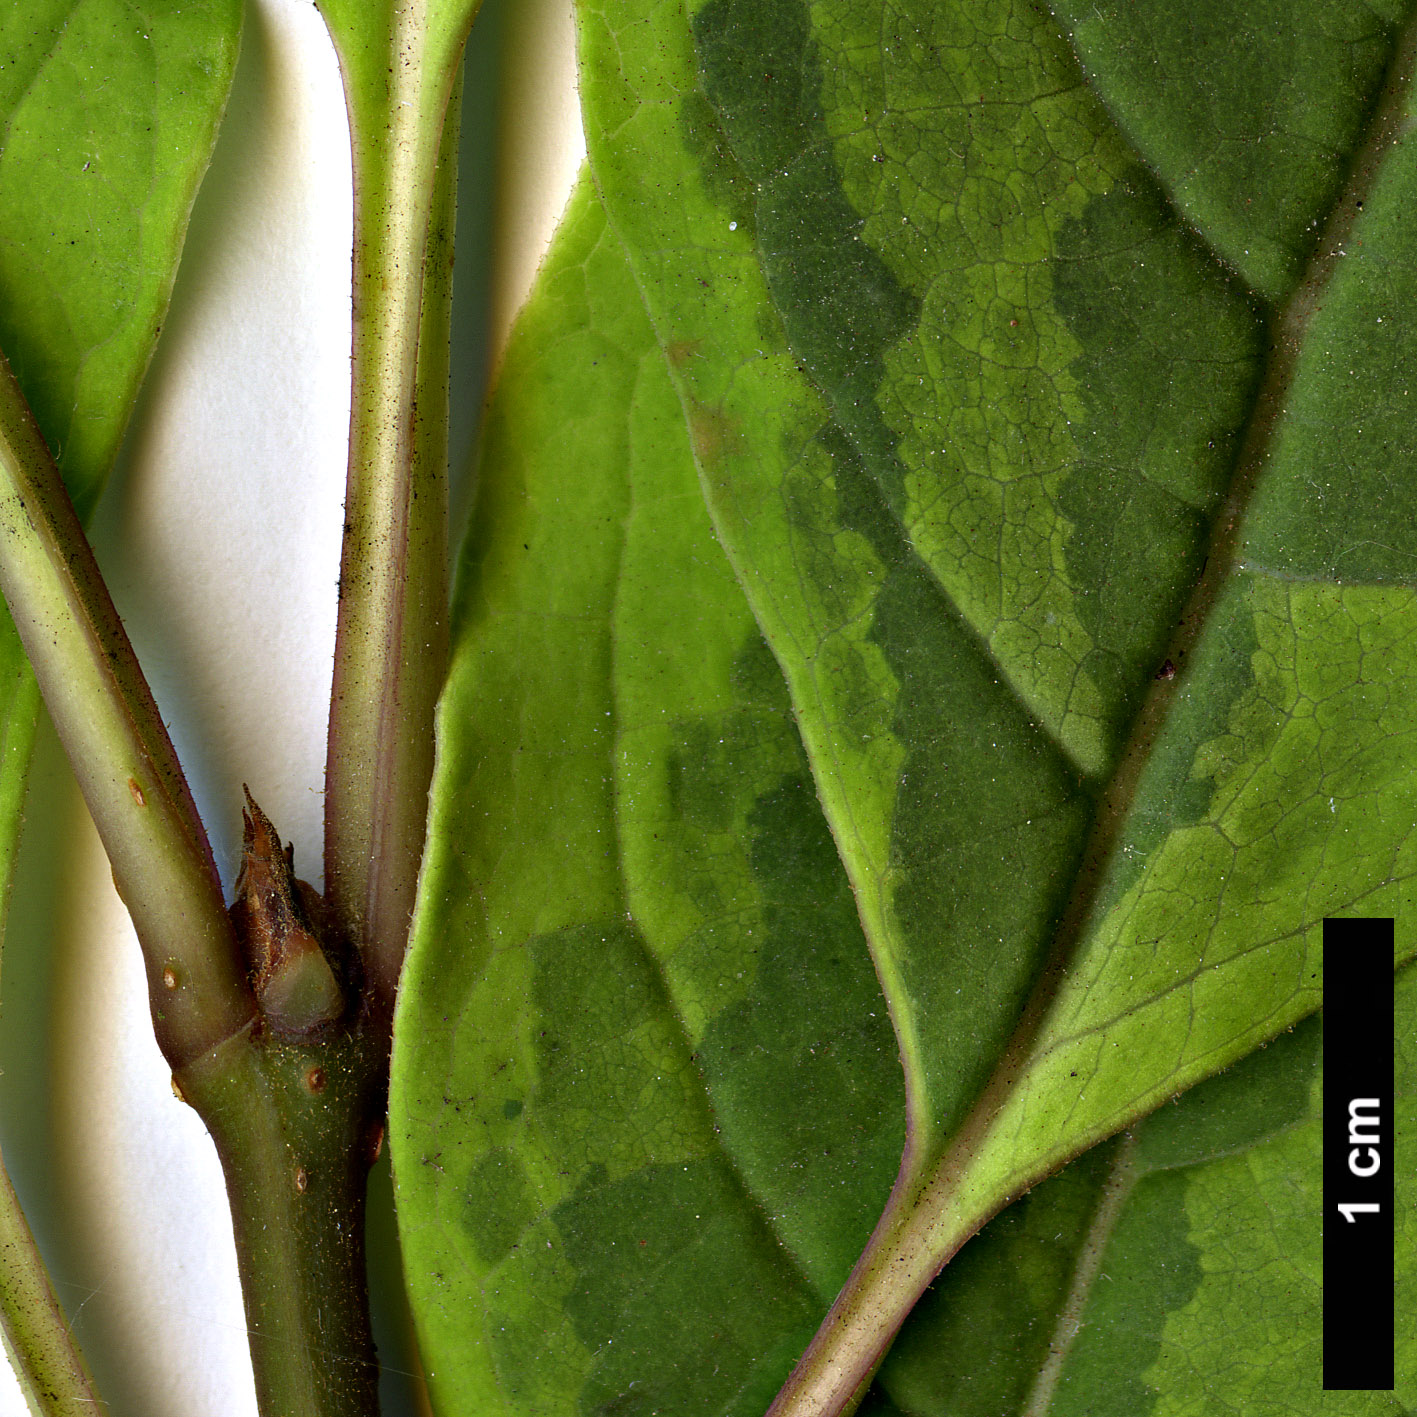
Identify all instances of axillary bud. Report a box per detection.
[230,787,344,1036]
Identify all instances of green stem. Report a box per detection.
[0,6,480,1408]
[319,3,473,1025]
[0,343,382,1414]
[178,1029,385,1417]
[0,352,253,1068]
[0,1147,104,1416]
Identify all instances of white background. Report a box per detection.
[0,0,583,1411]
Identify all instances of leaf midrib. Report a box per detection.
[842,29,1417,1381]
[577,7,1417,1406]
[1024,2,1417,1057]
[666,0,1399,1167]
[643,0,1417,1362]
[702,0,1417,809]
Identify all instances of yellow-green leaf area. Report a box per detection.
[612,291,904,1299]
[394,180,700,1412]
[0,0,240,516]
[1040,1012,1353,1416]
[574,0,1417,1404]
[865,1008,1329,1415]
[1137,1122,1341,1413]
[1398,963,1417,1407]
[813,0,1115,775]
[612,393,806,1050]
[983,574,1417,1193]
[1039,968,1417,1416]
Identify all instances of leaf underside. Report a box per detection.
[393,0,1417,1413]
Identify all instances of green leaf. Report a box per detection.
[0,0,241,519]
[394,0,1417,1411]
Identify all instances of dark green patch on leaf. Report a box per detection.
[463,1147,538,1267]
[694,0,919,431]
[554,1159,819,1417]
[397,0,1417,1406]
[1133,1011,1322,1171]
[696,769,904,1294]
[1053,0,1403,300]
[1243,132,1417,582]
[871,1009,1328,1416]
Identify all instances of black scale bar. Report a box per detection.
[1323,916,1395,1391]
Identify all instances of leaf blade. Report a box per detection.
[868,1000,1345,1417]
[0,0,242,517]
[399,0,1417,1409]
[394,179,845,1413]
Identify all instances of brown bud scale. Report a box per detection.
[229,788,345,1036]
